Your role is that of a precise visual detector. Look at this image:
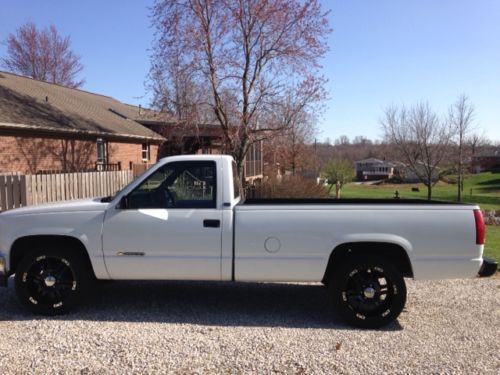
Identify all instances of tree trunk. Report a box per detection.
[457,143,463,202]
[236,158,245,182]
[335,181,341,199]
[426,180,432,200]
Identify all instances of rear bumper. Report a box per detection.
[478,257,497,277]
[0,255,6,287]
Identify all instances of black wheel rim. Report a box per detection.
[342,265,396,320]
[22,255,76,309]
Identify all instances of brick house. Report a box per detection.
[471,148,500,173]
[0,71,165,174]
[0,70,263,181]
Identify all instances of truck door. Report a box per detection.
[102,160,222,280]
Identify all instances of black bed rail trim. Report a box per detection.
[243,198,470,205]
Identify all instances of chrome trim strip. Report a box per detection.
[116,252,145,256]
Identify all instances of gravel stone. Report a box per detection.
[0,277,498,374]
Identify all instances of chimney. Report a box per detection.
[138,104,143,116]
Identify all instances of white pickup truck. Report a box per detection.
[0,155,496,327]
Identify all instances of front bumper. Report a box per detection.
[0,255,6,287]
[478,257,498,277]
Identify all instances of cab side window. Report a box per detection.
[126,161,216,209]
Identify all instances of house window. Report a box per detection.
[142,143,150,161]
[96,139,107,164]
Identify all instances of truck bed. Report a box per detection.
[234,198,481,282]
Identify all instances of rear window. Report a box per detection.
[232,161,241,200]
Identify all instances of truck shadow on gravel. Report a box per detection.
[0,279,403,330]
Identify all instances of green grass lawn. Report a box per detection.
[484,225,500,261]
[339,172,500,210]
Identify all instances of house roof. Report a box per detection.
[356,157,383,163]
[356,157,396,166]
[0,71,165,142]
[119,103,174,123]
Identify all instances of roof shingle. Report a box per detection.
[0,71,165,142]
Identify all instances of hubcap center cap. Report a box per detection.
[363,287,376,299]
[44,275,56,287]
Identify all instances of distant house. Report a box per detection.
[355,158,396,181]
[0,71,164,174]
[471,148,500,173]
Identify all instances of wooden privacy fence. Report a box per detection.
[0,173,26,211]
[132,163,154,178]
[0,170,133,211]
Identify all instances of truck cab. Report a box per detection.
[101,155,239,280]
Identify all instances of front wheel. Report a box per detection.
[329,256,407,328]
[14,247,91,315]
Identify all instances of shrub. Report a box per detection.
[483,210,500,225]
[248,176,329,199]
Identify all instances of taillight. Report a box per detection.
[473,209,485,245]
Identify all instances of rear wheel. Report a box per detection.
[14,247,91,315]
[330,256,406,328]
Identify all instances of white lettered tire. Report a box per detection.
[329,256,407,328]
[14,247,91,315]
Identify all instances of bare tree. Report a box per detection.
[467,132,488,157]
[150,0,330,176]
[263,95,317,176]
[448,94,475,201]
[381,102,454,200]
[334,135,350,146]
[352,135,372,146]
[149,51,211,125]
[2,22,84,88]
[287,115,316,176]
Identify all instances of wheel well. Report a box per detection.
[9,235,96,279]
[322,242,413,284]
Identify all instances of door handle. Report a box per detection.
[203,219,220,228]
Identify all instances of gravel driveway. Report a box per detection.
[0,277,498,374]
